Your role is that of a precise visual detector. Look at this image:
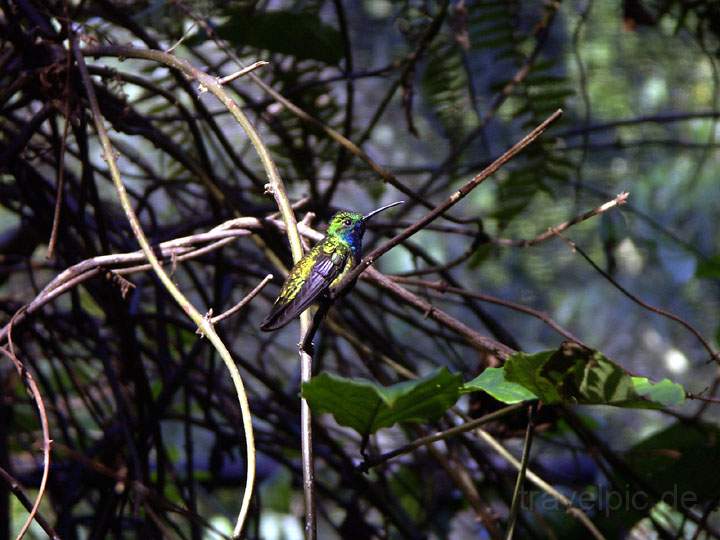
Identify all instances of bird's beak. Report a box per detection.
[363,201,404,221]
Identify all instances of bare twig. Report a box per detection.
[558,110,720,138]
[558,233,719,365]
[47,79,72,259]
[504,404,537,540]
[391,277,586,346]
[3,320,52,540]
[216,61,269,86]
[424,437,502,538]
[333,109,563,297]
[0,467,59,540]
[208,274,274,326]
[687,392,720,404]
[0,227,254,344]
[365,268,514,362]
[165,21,197,53]
[495,192,628,247]
[474,427,606,540]
[360,403,524,471]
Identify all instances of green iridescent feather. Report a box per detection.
[260,203,403,332]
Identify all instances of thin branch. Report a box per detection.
[473,427,606,540]
[323,317,418,380]
[3,322,52,540]
[333,109,564,297]
[73,41,256,539]
[687,392,720,404]
[391,277,586,346]
[299,325,316,540]
[0,227,254,343]
[47,60,72,259]
[0,466,59,540]
[504,404,536,540]
[494,191,628,247]
[558,233,719,365]
[570,0,594,198]
[165,21,197,53]
[424,437,502,538]
[216,61,269,86]
[364,267,514,361]
[558,110,720,138]
[360,403,524,471]
[208,274,274,326]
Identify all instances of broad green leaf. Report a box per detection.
[210,10,343,65]
[631,377,685,407]
[504,343,685,409]
[301,368,462,436]
[503,349,559,401]
[461,367,537,403]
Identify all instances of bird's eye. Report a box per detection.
[343,218,352,226]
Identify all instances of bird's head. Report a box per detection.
[326,201,404,245]
[327,211,366,244]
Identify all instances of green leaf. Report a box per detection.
[696,254,720,279]
[504,343,685,409]
[492,152,549,228]
[503,349,560,401]
[301,368,462,436]
[461,367,537,403]
[421,37,475,143]
[208,10,343,65]
[631,377,685,407]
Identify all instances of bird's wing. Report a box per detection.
[260,245,348,331]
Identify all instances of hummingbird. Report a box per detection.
[260,201,404,332]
